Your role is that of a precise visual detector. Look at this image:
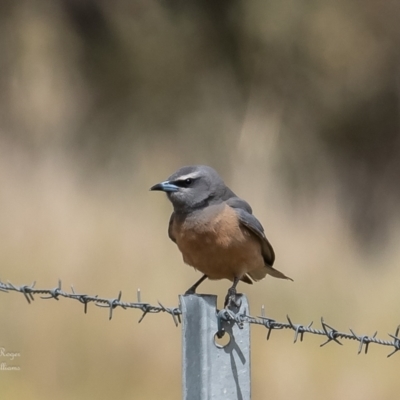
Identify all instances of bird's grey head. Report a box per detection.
[150,165,231,212]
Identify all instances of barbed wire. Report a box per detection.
[1,279,399,357]
[217,308,400,357]
[0,279,182,325]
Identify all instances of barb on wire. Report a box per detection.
[1,280,399,357]
[0,279,181,326]
[217,305,400,357]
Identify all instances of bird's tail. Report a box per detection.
[265,265,293,281]
[248,265,293,282]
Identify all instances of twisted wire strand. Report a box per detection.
[0,279,181,325]
[1,280,399,357]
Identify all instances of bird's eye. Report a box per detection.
[185,178,193,185]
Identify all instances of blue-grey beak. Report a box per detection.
[150,181,179,192]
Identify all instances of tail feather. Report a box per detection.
[265,265,293,281]
[247,267,268,282]
[248,265,293,282]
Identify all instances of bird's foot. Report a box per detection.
[224,288,241,309]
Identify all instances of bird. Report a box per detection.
[150,165,292,307]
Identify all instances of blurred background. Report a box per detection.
[1,0,400,398]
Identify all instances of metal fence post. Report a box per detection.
[180,294,250,400]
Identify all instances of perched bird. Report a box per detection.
[150,165,292,307]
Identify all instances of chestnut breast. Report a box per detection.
[170,203,265,281]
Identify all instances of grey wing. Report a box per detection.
[225,197,275,266]
[227,197,293,281]
[224,196,253,214]
[167,212,177,243]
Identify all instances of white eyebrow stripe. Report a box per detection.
[176,172,200,181]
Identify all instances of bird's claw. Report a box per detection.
[224,293,241,309]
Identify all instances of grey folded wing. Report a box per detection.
[225,197,275,266]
